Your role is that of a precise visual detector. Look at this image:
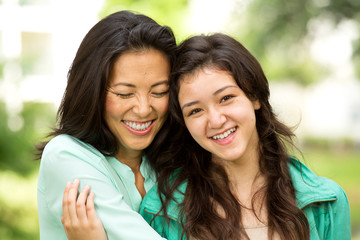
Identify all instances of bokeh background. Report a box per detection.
[0,0,359,239]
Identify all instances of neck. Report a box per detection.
[115,148,143,173]
[220,156,268,225]
[115,148,146,198]
[214,150,265,206]
[228,159,263,194]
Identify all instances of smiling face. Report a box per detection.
[105,49,170,158]
[178,67,261,164]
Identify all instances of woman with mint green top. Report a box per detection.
[39,135,159,239]
[36,10,175,240]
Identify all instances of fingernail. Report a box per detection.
[73,179,79,184]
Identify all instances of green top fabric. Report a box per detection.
[140,157,351,240]
[37,134,164,240]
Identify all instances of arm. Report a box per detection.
[330,183,351,240]
[38,135,164,240]
[61,181,107,240]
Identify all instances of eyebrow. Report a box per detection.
[111,80,169,88]
[181,85,237,110]
[213,85,238,95]
[181,100,200,111]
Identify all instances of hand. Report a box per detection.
[61,179,107,240]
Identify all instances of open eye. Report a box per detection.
[220,95,234,102]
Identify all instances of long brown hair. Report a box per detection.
[36,10,176,159]
[151,33,309,240]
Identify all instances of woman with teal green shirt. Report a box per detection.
[140,157,350,239]
[36,10,176,240]
[138,33,351,240]
[62,33,351,239]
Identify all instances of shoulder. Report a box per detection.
[42,134,105,163]
[318,176,349,207]
[288,157,349,209]
[44,134,97,153]
[39,134,108,174]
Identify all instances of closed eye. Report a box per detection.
[108,90,134,98]
[187,108,202,116]
[152,90,169,97]
[115,93,133,98]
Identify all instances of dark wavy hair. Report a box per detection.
[151,33,310,240]
[36,10,176,158]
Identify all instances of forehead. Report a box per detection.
[109,49,170,86]
[179,67,235,89]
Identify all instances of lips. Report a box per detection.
[122,120,155,136]
[211,127,237,140]
[123,120,153,131]
[209,127,237,145]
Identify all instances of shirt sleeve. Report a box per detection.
[329,182,351,240]
[38,135,165,240]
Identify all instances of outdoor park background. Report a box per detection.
[0,0,359,239]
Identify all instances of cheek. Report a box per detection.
[230,103,255,121]
[184,118,203,139]
[105,96,124,120]
[154,97,169,117]
[105,98,116,115]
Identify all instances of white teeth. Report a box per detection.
[124,121,152,131]
[212,127,236,140]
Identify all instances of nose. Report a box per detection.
[133,95,152,117]
[207,108,226,129]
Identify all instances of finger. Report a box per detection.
[86,191,97,220]
[86,192,103,228]
[61,182,72,225]
[67,179,80,222]
[76,185,91,222]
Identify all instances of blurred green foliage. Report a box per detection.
[99,0,360,85]
[0,101,55,239]
[0,171,39,240]
[0,101,55,175]
[99,0,190,41]
[232,0,360,84]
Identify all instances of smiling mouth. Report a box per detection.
[211,127,237,140]
[123,120,153,131]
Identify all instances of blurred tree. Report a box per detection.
[0,198,39,240]
[0,101,56,175]
[100,0,360,84]
[100,0,189,42]
[231,0,360,84]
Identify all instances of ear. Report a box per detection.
[253,100,261,110]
